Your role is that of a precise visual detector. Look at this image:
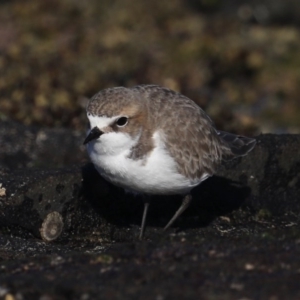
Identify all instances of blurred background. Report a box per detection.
[1,0,300,135]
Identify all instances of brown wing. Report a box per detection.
[132,85,225,180]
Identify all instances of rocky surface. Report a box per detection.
[0,121,88,169]
[0,121,300,299]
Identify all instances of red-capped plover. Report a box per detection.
[84,85,256,239]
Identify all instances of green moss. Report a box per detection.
[255,209,272,221]
[0,0,299,133]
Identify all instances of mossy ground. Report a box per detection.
[0,0,300,133]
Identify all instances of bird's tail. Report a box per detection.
[217,130,256,159]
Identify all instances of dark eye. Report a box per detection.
[116,117,128,127]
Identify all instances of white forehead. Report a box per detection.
[87,114,119,129]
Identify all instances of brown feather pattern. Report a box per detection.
[87,85,256,181]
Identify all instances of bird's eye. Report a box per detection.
[116,117,128,127]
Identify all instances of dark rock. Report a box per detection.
[0,122,300,299]
[0,120,88,169]
[1,133,299,241]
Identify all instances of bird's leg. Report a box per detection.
[139,196,151,240]
[164,194,192,230]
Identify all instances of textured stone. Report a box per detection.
[0,121,300,299]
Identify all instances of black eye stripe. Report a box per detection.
[116,117,128,127]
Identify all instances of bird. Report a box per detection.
[83,85,256,239]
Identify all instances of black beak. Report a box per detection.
[83,127,103,145]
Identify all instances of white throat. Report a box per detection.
[86,115,140,156]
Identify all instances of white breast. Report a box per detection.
[87,131,206,195]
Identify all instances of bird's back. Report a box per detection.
[130,85,256,179]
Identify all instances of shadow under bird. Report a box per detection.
[83,85,256,239]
